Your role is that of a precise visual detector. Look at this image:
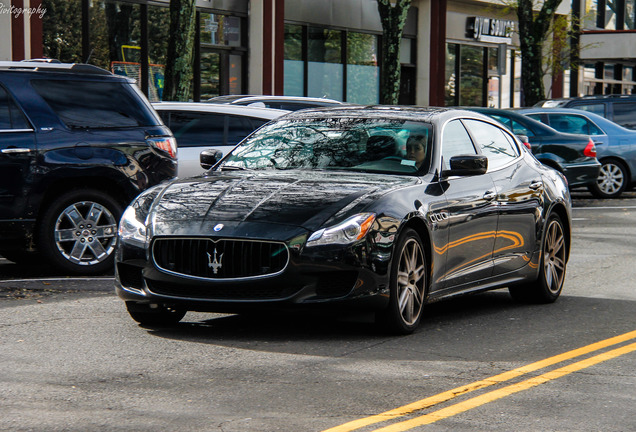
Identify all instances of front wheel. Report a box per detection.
[377,228,427,334]
[509,213,567,303]
[589,160,628,198]
[37,189,123,275]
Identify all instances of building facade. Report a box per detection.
[575,0,636,95]
[2,0,573,106]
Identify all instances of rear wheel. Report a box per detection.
[38,189,122,275]
[509,213,567,303]
[126,302,186,326]
[377,228,427,334]
[589,159,628,198]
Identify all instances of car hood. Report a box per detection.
[149,170,418,237]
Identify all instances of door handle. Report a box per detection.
[1,148,31,155]
[529,180,543,190]
[483,191,497,200]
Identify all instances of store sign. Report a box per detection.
[467,16,515,43]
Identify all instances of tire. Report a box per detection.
[126,302,186,326]
[37,189,123,275]
[589,159,628,199]
[509,213,567,304]
[377,228,427,334]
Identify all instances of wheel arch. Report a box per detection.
[598,156,632,188]
[547,202,571,262]
[35,177,133,233]
[397,216,433,291]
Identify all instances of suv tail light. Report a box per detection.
[584,139,597,158]
[147,136,177,159]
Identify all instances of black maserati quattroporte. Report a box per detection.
[116,107,572,334]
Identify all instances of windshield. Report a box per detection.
[219,117,433,175]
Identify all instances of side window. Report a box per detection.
[571,103,606,118]
[547,114,604,136]
[31,79,159,128]
[441,119,477,170]
[227,115,258,145]
[510,119,535,137]
[0,86,30,130]
[463,119,519,171]
[612,102,636,129]
[167,111,225,148]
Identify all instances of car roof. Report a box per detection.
[279,105,494,124]
[463,107,566,136]
[207,95,343,104]
[152,102,290,119]
[536,94,636,107]
[517,107,634,132]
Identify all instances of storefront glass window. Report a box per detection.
[201,51,221,99]
[229,54,242,95]
[400,38,412,64]
[200,13,241,47]
[584,0,599,28]
[147,5,169,101]
[284,24,304,96]
[626,0,636,29]
[307,27,343,100]
[460,45,484,106]
[346,33,379,104]
[89,1,141,79]
[445,44,458,106]
[42,0,83,63]
[605,0,617,29]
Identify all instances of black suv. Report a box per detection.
[0,61,177,274]
[535,95,636,130]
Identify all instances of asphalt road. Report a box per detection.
[1,191,635,432]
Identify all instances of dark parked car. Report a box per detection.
[519,107,636,198]
[0,61,177,274]
[116,107,571,334]
[206,95,343,111]
[535,94,636,130]
[465,107,600,189]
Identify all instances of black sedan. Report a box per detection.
[115,107,572,334]
[465,107,600,189]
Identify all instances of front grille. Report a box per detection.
[146,279,301,300]
[152,238,289,279]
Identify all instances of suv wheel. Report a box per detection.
[590,160,628,199]
[38,189,123,275]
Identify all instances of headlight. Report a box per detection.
[118,205,148,248]
[306,213,376,246]
[118,185,163,248]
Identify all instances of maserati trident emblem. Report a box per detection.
[213,223,224,232]
[207,248,224,274]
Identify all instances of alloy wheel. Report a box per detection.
[396,238,426,326]
[543,218,566,294]
[54,201,118,266]
[597,162,625,196]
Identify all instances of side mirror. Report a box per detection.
[444,154,488,177]
[200,149,224,170]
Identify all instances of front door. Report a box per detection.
[199,49,245,100]
[0,85,37,234]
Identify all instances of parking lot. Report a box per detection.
[1,190,635,431]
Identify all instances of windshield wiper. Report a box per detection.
[220,165,248,171]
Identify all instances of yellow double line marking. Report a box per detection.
[323,330,636,432]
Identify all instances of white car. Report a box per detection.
[206,95,343,111]
[153,102,289,177]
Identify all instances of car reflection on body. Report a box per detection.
[115,106,572,334]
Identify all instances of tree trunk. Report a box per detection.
[163,0,196,101]
[377,0,412,105]
[516,0,563,106]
